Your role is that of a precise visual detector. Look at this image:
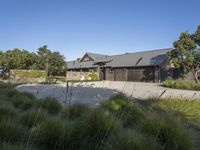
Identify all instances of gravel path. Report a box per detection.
[16,81,200,107]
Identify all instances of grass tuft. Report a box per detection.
[105,130,163,150]
[163,80,200,91]
[40,97,62,114]
[62,103,90,120]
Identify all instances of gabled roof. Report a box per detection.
[67,48,173,69]
[79,52,108,62]
[105,48,172,67]
[85,52,108,60]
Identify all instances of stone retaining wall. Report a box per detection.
[66,71,98,81]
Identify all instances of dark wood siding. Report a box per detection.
[114,68,126,81]
[104,66,157,82]
[105,68,114,80]
[127,67,154,82]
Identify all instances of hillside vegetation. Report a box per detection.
[0,81,200,150]
[163,80,200,91]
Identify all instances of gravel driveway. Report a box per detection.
[16,81,200,107]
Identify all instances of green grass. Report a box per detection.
[163,80,200,91]
[88,72,99,81]
[105,130,163,150]
[0,82,200,150]
[12,69,45,79]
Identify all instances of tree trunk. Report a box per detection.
[192,67,199,83]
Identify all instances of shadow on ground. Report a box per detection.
[16,84,119,107]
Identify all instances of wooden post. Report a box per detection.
[45,58,49,84]
[97,66,101,80]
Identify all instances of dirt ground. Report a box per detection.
[16,81,200,107]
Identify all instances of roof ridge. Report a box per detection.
[108,48,172,57]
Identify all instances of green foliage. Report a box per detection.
[0,143,31,150]
[79,109,121,150]
[18,110,48,128]
[32,119,65,150]
[0,45,66,77]
[0,104,16,121]
[102,94,144,127]
[105,130,163,150]
[14,70,45,78]
[139,114,195,150]
[62,103,90,120]
[0,49,37,70]
[168,32,196,75]
[0,82,199,150]
[41,97,62,114]
[0,121,25,143]
[11,93,36,110]
[37,45,66,76]
[169,25,200,83]
[0,81,16,88]
[151,99,200,127]
[163,80,200,90]
[88,72,99,80]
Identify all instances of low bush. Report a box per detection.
[102,94,144,127]
[0,121,25,143]
[79,109,121,150]
[18,110,48,128]
[139,114,195,150]
[88,72,99,81]
[105,130,163,150]
[0,82,199,150]
[12,94,36,111]
[40,98,62,114]
[163,80,200,91]
[0,143,36,150]
[32,119,65,150]
[14,70,45,79]
[151,99,200,127]
[0,81,15,88]
[0,104,16,121]
[62,103,90,120]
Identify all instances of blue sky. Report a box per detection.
[0,0,200,60]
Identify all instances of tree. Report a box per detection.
[0,45,66,77]
[36,45,66,76]
[0,49,37,70]
[169,25,200,83]
[36,45,51,70]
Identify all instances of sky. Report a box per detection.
[0,0,200,60]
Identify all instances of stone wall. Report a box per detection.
[10,69,45,83]
[66,71,98,81]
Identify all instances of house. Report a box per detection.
[67,48,181,82]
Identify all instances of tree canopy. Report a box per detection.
[168,25,200,83]
[0,45,66,76]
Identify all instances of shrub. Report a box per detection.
[62,103,90,120]
[79,109,121,150]
[32,119,65,150]
[139,114,195,150]
[105,130,163,150]
[11,94,36,111]
[0,104,16,121]
[62,121,81,149]
[14,70,45,79]
[0,81,15,88]
[18,110,48,128]
[0,121,25,143]
[40,98,62,114]
[152,99,200,127]
[163,80,200,91]
[88,72,99,80]
[0,143,32,150]
[102,94,144,127]
[6,89,19,98]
